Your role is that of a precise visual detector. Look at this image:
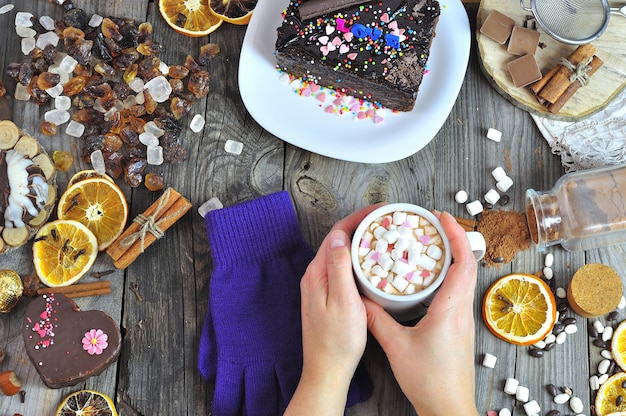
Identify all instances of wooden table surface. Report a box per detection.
[0,0,622,415]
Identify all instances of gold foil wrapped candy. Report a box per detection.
[0,270,23,313]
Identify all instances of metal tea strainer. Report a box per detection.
[520,0,610,44]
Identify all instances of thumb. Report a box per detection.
[363,297,402,349]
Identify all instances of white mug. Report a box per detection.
[351,203,486,321]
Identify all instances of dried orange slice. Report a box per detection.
[158,0,223,37]
[612,321,626,372]
[596,372,626,416]
[68,169,114,187]
[209,0,256,25]
[56,389,117,416]
[482,273,557,346]
[33,220,98,287]
[57,177,129,251]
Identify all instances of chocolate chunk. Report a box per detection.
[298,0,367,20]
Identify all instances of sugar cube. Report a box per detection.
[486,128,502,142]
[190,114,205,132]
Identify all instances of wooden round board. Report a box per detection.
[477,0,626,121]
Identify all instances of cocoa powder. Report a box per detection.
[476,209,531,267]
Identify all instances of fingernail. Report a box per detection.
[329,231,347,249]
[442,211,458,223]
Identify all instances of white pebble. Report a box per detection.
[482,353,497,368]
[601,349,613,359]
[487,127,502,142]
[484,189,500,205]
[569,396,583,414]
[598,359,611,374]
[619,296,626,309]
[499,409,511,416]
[15,11,34,27]
[555,331,567,344]
[496,176,514,192]
[523,400,540,416]
[0,4,15,14]
[198,197,223,218]
[21,37,36,55]
[225,139,244,155]
[39,15,56,31]
[554,393,571,404]
[598,373,609,384]
[556,287,566,298]
[466,200,483,216]
[492,166,506,182]
[543,266,553,280]
[590,374,600,390]
[544,253,554,267]
[504,377,519,395]
[190,114,205,132]
[516,385,530,402]
[602,326,613,342]
[593,320,605,334]
[564,323,577,334]
[455,190,468,204]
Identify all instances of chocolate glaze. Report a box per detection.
[275,0,440,111]
[22,293,121,389]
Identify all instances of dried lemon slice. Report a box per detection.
[158,0,223,37]
[209,0,257,25]
[55,389,118,416]
[596,372,626,416]
[33,220,98,287]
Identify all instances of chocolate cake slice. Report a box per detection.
[275,0,441,111]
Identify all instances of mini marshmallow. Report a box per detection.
[392,275,410,292]
[394,238,410,252]
[455,190,469,204]
[374,239,389,253]
[484,189,501,205]
[426,244,443,260]
[373,226,387,239]
[372,265,388,278]
[503,377,519,395]
[392,259,415,277]
[397,224,413,238]
[378,253,394,271]
[392,211,407,225]
[422,273,436,287]
[382,229,401,244]
[482,353,497,368]
[417,254,437,271]
[405,284,417,295]
[369,275,381,287]
[407,248,422,265]
[466,200,484,216]
[523,400,541,416]
[497,176,514,192]
[492,166,507,181]
[487,127,503,142]
[406,214,420,228]
[515,385,529,402]
[499,409,511,416]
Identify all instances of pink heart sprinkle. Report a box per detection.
[332,36,342,46]
[320,45,329,56]
[420,269,431,278]
[333,98,343,106]
[326,24,335,35]
[33,323,41,331]
[388,21,398,31]
[380,13,389,23]
[374,116,384,124]
[350,104,360,112]
[325,105,335,113]
[371,252,381,261]
[343,32,353,42]
[419,235,431,245]
[357,112,367,119]
[38,329,47,338]
[381,59,387,64]
[347,52,358,60]
[41,340,51,347]
[339,44,350,54]
[309,83,320,93]
[360,240,370,248]
[405,272,414,282]
[377,280,387,289]
[40,311,48,319]
[318,35,329,45]
[301,88,311,97]
[381,217,391,227]
[366,109,376,118]
[327,43,336,52]
[316,93,326,102]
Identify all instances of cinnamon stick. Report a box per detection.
[106,188,181,261]
[538,44,596,104]
[548,55,603,114]
[108,188,192,269]
[37,281,111,298]
[529,65,559,95]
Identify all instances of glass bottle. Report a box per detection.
[526,164,626,251]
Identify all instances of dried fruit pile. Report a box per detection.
[6,1,219,188]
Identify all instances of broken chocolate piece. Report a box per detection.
[298,0,366,20]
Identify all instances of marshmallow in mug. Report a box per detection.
[357,211,446,296]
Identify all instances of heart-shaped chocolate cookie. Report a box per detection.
[22,293,121,389]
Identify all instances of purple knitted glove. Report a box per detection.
[199,191,372,416]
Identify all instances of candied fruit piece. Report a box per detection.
[188,70,210,98]
[42,120,57,136]
[36,72,61,90]
[167,65,189,79]
[143,90,157,114]
[170,96,193,119]
[63,75,87,96]
[101,17,123,41]
[145,173,165,191]
[94,61,116,77]
[198,43,220,65]
[123,63,138,83]
[53,150,73,171]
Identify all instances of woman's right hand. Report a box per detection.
[363,211,480,416]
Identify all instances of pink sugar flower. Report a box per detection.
[82,328,108,355]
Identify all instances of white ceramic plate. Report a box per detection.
[238,0,470,163]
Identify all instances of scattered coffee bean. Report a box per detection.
[557,302,569,314]
[621,379,626,388]
[544,342,557,351]
[547,383,558,397]
[529,348,544,358]
[608,360,617,375]
[492,257,505,263]
[593,338,608,348]
[545,410,560,416]
[552,323,565,335]
[608,311,619,321]
[589,323,599,338]
[562,317,577,326]
[559,386,573,396]
[499,194,510,206]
